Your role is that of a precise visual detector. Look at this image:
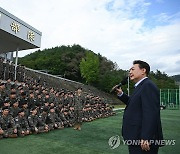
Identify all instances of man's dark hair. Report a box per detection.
[133,60,150,76]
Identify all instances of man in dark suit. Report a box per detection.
[116,60,163,154]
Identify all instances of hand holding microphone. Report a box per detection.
[110,77,128,93]
[115,87,123,95]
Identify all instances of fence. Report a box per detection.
[160,89,180,109]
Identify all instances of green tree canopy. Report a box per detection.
[80,51,99,85]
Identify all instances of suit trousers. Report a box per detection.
[128,145,159,154]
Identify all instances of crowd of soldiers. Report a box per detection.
[0,76,115,139]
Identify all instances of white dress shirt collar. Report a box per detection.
[134,77,148,88]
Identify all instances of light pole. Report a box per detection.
[14,47,19,80]
[127,76,130,96]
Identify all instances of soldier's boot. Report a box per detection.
[42,128,49,133]
[49,125,54,131]
[77,124,81,131]
[44,129,49,133]
[73,124,78,130]
[78,127,81,131]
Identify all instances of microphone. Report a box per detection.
[110,77,128,93]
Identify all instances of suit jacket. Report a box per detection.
[118,78,163,145]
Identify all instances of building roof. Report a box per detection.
[0,7,42,54]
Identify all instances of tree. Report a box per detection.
[80,51,99,84]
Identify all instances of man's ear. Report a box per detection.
[142,68,146,75]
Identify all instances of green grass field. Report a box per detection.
[0,109,179,154]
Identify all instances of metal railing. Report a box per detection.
[25,67,83,85]
[160,89,180,109]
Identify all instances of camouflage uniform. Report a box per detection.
[0,84,6,102]
[28,112,38,133]
[5,62,9,80]
[20,100,30,118]
[37,110,49,133]
[10,106,20,118]
[36,95,44,107]
[47,108,64,130]
[64,111,73,127]
[2,61,6,80]
[55,107,69,127]
[15,112,30,136]
[74,95,84,125]
[0,112,17,138]
[27,97,36,110]
[9,63,15,81]
[0,97,3,108]
[16,65,24,82]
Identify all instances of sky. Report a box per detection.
[0,0,180,76]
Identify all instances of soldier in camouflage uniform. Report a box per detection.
[2,99,11,109]
[2,60,6,80]
[36,93,44,108]
[0,83,5,108]
[0,106,17,138]
[47,107,64,130]
[28,107,39,134]
[56,107,68,127]
[16,65,22,82]
[92,107,99,119]
[21,100,30,118]
[5,61,10,80]
[5,79,12,92]
[15,109,30,136]
[10,99,20,118]
[27,92,36,109]
[37,107,49,133]
[73,87,84,130]
[0,82,6,104]
[19,92,27,108]
[68,107,75,126]
[54,92,61,106]
[9,62,15,81]
[63,109,73,127]
[43,101,50,111]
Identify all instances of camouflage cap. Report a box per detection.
[18,108,24,114]
[2,106,9,110]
